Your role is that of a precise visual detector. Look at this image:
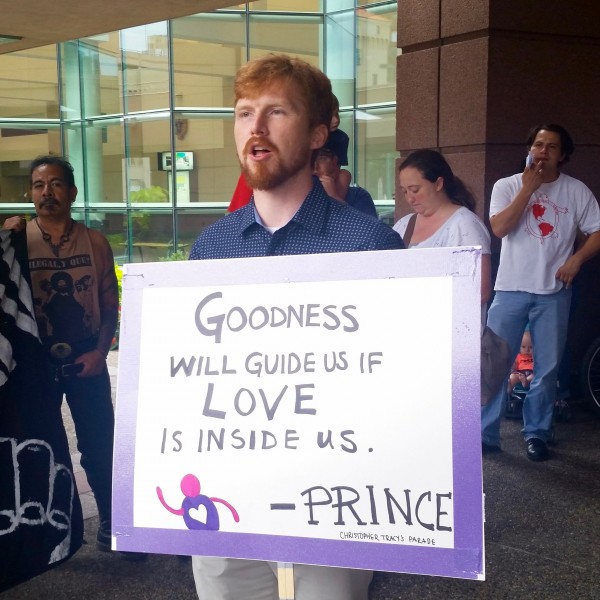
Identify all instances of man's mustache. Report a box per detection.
[39,198,58,207]
[243,136,279,156]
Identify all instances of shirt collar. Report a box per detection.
[238,178,329,237]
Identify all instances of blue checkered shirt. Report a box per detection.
[189,180,404,260]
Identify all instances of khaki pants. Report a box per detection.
[192,556,373,600]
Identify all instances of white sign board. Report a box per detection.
[113,248,484,580]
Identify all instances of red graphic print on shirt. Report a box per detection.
[526,193,568,242]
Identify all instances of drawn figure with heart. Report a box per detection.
[156,474,240,530]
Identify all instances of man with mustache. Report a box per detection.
[2,156,123,556]
[189,54,403,600]
[482,124,600,461]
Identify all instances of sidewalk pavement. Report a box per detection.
[2,350,600,599]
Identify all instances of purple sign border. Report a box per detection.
[113,248,484,580]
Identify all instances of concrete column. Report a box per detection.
[395,0,600,230]
[395,0,600,381]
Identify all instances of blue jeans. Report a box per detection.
[481,289,571,446]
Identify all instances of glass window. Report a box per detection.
[355,106,396,209]
[60,42,82,121]
[0,2,399,247]
[129,210,176,262]
[172,13,245,109]
[356,3,397,105]
[88,210,128,264]
[325,10,355,106]
[60,35,124,122]
[68,117,126,205]
[0,158,31,206]
[0,45,59,119]
[121,22,170,113]
[337,109,354,174]
[173,112,239,205]
[79,33,124,118]
[251,0,322,11]
[326,0,355,12]
[62,122,85,207]
[90,209,179,264]
[124,113,171,205]
[249,14,322,64]
[0,124,62,206]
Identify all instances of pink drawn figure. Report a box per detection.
[156,474,239,531]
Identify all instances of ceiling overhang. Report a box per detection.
[0,0,241,54]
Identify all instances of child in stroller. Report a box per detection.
[506,331,533,419]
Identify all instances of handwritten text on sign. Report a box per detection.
[134,276,453,547]
[114,249,484,579]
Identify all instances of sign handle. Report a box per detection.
[277,562,295,600]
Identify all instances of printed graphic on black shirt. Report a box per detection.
[29,254,95,343]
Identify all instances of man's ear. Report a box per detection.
[310,124,330,151]
[69,186,78,204]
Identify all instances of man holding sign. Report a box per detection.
[189,54,404,600]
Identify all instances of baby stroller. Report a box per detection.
[505,380,572,422]
[506,385,526,419]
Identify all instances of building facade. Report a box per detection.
[393,0,600,368]
[0,1,397,263]
[2,0,599,368]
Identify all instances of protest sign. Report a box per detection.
[113,247,484,580]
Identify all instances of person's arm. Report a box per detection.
[75,230,119,377]
[319,172,349,202]
[317,162,351,203]
[490,167,544,238]
[555,230,600,287]
[319,175,342,201]
[337,169,351,198]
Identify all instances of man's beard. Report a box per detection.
[240,139,308,191]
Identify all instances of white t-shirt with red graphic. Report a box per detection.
[491,172,600,294]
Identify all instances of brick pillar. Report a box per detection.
[395,0,600,383]
[396,0,600,222]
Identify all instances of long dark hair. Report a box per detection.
[399,149,475,212]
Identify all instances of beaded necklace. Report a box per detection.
[35,217,75,257]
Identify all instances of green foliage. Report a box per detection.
[129,187,169,238]
[111,262,123,350]
[106,232,126,247]
[129,186,168,203]
[114,263,123,304]
[159,249,188,261]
